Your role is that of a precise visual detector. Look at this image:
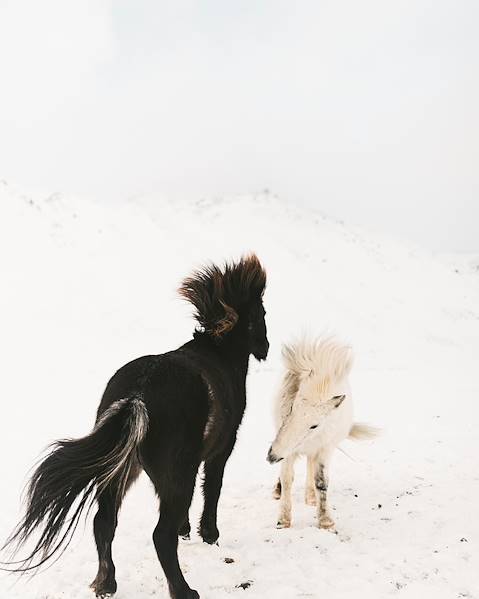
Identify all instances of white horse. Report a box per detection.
[267,336,377,530]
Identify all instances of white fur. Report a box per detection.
[269,336,373,531]
[95,396,148,499]
[348,422,381,440]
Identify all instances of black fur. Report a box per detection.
[2,254,268,599]
[2,397,146,573]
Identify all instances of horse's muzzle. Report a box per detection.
[267,447,283,464]
[253,340,270,362]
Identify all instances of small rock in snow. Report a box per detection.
[236,580,253,590]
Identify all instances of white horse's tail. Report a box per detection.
[348,422,380,441]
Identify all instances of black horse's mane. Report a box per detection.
[178,253,266,338]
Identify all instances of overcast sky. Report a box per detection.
[0,1,477,251]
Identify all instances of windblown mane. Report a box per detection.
[178,253,266,338]
[282,336,353,396]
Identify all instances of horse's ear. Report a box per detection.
[211,301,239,338]
[330,394,346,408]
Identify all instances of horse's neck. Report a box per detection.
[275,373,297,424]
[219,328,251,380]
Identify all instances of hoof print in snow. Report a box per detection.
[236,580,253,590]
[339,534,351,543]
[224,557,235,564]
[460,537,468,542]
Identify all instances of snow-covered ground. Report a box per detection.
[0,180,478,599]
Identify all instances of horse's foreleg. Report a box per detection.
[277,456,296,528]
[305,455,317,505]
[314,456,335,530]
[272,478,281,500]
[199,435,236,544]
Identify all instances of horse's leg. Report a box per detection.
[90,488,119,597]
[277,455,296,528]
[90,461,141,597]
[272,478,281,500]
[178,513,191,540]
[314,454,335,530]
[199,435,236,544]
[305,455,317,506]
[152,467,199,599]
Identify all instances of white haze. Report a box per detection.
[0,0,478,250]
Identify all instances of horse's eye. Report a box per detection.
[310,424,318,430]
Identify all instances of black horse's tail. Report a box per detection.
[1,395,148,573]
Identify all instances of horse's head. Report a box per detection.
[179,253,269,361]
[244,296,268,361]
[267,384,346,463]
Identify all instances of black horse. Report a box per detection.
[2,254,269,599]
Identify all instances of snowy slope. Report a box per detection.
[0,180,478,599]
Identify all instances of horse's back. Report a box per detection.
[97,354,160,419]
[98,351,210,419]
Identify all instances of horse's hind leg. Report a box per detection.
[178,513,191,540]
[90,489,119,597]
[90,462,141,597]
[152,472,199,599]
[305,455,317,506]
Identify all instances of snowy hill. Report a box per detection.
[0,180,478,599]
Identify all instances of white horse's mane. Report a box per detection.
[274,335,354,425]
[281,335,353,396]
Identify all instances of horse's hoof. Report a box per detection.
[178,521,191,538]
[171,588,200,599]
[202,536,219,546]
[199,525,219,545]
[90,577,117,598]
[201,534,219,544]
[276,519,291,529]
[318,516,336,530]
[178,522,191,540]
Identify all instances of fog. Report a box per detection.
[0,0,477,250]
